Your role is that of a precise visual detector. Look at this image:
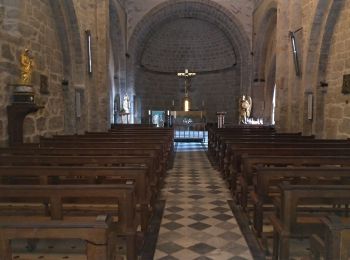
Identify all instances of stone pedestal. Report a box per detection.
[119,112,130,124]
[12,84,35,103]
[7,103,43,146]
[216,112,227,128]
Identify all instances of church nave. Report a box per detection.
[153,143,253,260]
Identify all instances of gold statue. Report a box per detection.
[239,95,252,124]
[20,49,34,84]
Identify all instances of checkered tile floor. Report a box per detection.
[154,143,253,260]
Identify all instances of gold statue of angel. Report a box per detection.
[239,95,252,124]
[20,49,34,84]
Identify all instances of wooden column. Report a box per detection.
[7,103,43,146]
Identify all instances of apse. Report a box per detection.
[135,18,240,123]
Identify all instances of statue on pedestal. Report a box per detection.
[12,49,35,103]
[239,95,252,124]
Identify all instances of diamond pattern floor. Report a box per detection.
[154,143,253,260]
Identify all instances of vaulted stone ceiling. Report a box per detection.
[140,18,236,73]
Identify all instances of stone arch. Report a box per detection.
[253,1,277,80]
[50,0,84,133]
[252,0,277,123]
[127,0,251,122]
[302,0,344,136]
[109,0,126,123]
[50,0,83,83]
[128,0,251,94]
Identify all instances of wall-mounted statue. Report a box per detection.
[20,49,35,85]
[239,95,252,124]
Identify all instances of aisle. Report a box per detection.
[154,143,253,260]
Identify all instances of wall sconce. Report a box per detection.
[320,81,328,93]
[289,31,301,77]
[61,79,69,86]
[85,30,92,75]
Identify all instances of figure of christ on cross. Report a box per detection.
[177,69,196,97]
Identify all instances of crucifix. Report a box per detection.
[177,69,196,111]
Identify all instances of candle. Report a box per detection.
[167,110,170,116]
[148,110,151,115]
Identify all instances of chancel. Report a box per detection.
[1,1,350,259]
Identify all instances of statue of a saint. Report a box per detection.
[239,95,252,124]
[123,94,130,114]
[20,49,34,85]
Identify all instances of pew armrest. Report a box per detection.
[268,214,289,236]
[309,234,325,258]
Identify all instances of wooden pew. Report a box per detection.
[310,215,350,260]
[0,184,138,260]
[207,127,276,156]
[220,138,349,176]
[0,165,151,233]
[252,166,350,236]
[216,135,317,173]
[268,183,350,260]
[226,146,350,193]
[224,147,350,184]
[226,143,350,194]
[239,155,350,211]
[214,132,306,163]
[39,140,170,171]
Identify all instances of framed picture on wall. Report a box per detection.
[40,74,49,94]
[342,74,350,94]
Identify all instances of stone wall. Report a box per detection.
[324,0,350,138]
[0,0,65,145]
[136,68,240,123]
[72,0,110,132]
[252,0,350,138]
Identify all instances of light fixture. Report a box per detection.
[183,96,190,112]
[85,30,92,74]
[289,31,301,77]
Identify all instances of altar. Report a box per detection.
[171,110,206,142]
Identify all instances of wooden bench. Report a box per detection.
[310,215,350,260]
[239,155,350,210]
[39,140,170,170]
[0,146,163,183]
[227,143,350,194]
[216,135,317,173]
[220,139,349,176]
[226,147,350,193]
[252,166,350,236]
[214,133,307,162]
[0,165,152,233]
[0,184,138,260]
[268,183,350,260]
